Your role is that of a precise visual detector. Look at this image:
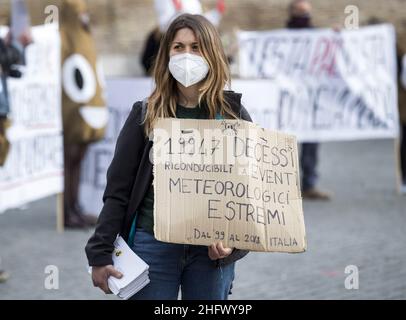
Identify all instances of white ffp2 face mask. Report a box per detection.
[168,53,209,87]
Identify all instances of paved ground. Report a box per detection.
[0,139,405,300]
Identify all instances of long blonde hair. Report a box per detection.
[143,14,238,136]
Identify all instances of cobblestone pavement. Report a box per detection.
[0,139,405,300]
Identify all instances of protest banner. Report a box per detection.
[152,118,306,252]
[78,78,155,216]
[0,23,63,214]
[237,24,399,141]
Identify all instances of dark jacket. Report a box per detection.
[85,91,253,267]
[397,45,406,124]
[0,38,22,116]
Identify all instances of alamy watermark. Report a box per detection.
[44,265,59,290]
[44,5,59,24]
[344,265,359,290]
[344,5,360,30]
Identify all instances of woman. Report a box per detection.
[86,13,252,300]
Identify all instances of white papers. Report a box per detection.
[89,236,150,300]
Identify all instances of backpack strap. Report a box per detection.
[215,113,224,120]
[127,98,148,246]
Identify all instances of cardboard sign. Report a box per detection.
[152,118,306,253]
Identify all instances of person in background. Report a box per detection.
[366,16,406,194]
[286,0,331,200]
[0,256,10,283]
[0,21,32,166]
[0,28,32,284]
[0,37,19,166]
[142,0,226,76]
[141,26,163,76]
[397,45,406,194]
[0,36,17,283]
[60,0,107,228]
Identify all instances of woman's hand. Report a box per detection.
[92,265,123,294]
[208,242,233,260]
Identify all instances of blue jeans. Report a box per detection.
[300,142,319,191]
[129,228,235,300]
[0,76,10,117]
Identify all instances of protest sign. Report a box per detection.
[0,23,62,213]
[152,118,306,252]
[237,24,399,141]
